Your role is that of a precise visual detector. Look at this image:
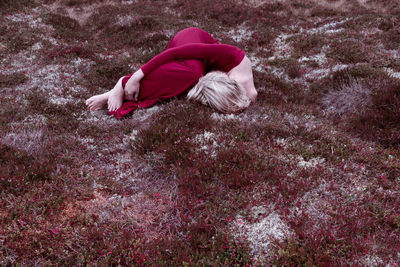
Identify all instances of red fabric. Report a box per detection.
[141,43,245,75]
[109,27,245,119]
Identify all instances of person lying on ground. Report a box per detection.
[86,27,257,118]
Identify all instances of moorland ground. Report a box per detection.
[1,0,399,265]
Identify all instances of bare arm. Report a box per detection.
[228,56,257,101]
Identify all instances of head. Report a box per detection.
[187,71,250,113]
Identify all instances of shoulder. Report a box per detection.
[228,56,258,101]
[228,56,252,81]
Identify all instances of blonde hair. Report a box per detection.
[187,71,250,113]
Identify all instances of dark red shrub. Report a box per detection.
[350,79,400,147]
[47,45,95,60]
[44,13,85,40]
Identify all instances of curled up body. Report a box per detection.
[85,27,257,118]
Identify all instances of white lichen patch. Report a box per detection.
[303,67,331,80]
[361,27,382,37]
[269,18,349,62]
[232,211,292,260]
[78,111,123,125]
[49,95,77,105]
[303,63,349,81]
[78,136,97,151]
[297,155,325,169]
[211,112,239,122]
[283,112,319,131]
[10,114,48,128]
[358,254,384,267]
[192,130,219,158]
[384,67,400,80]
[31,42,43,51]
[5,8,55,35]
[123,129,139,145]
[91,152,140,182]
[275,137,289,148]
[248,54,264,72]
[115,14,136,27]
[79,187,178,241]
[9,57,91,105]
[265,64,287,80]
[298,51,328,66]
[130,105,161,123]
[71,57,95,71]
[227,24,254,43]
[2,129,44,155]
[337,171,373,200]
[271,33,294,59]
[251,205,269,217]
[6,13,42,28]
[304,18,350,35]
[293,181,333,225]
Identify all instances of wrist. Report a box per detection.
[131,69,144,82]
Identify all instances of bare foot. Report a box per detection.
[86,92,108,110]
[107,86,124,112]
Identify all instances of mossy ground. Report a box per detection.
[1,0,399,265]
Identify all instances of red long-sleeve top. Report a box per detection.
[109,27,245,118]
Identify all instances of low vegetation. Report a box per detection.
[1,0,399,265]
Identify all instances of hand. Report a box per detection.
[124,79,140,101]
[124,69,144,101]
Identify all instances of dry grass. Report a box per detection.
[1,0,399,265]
